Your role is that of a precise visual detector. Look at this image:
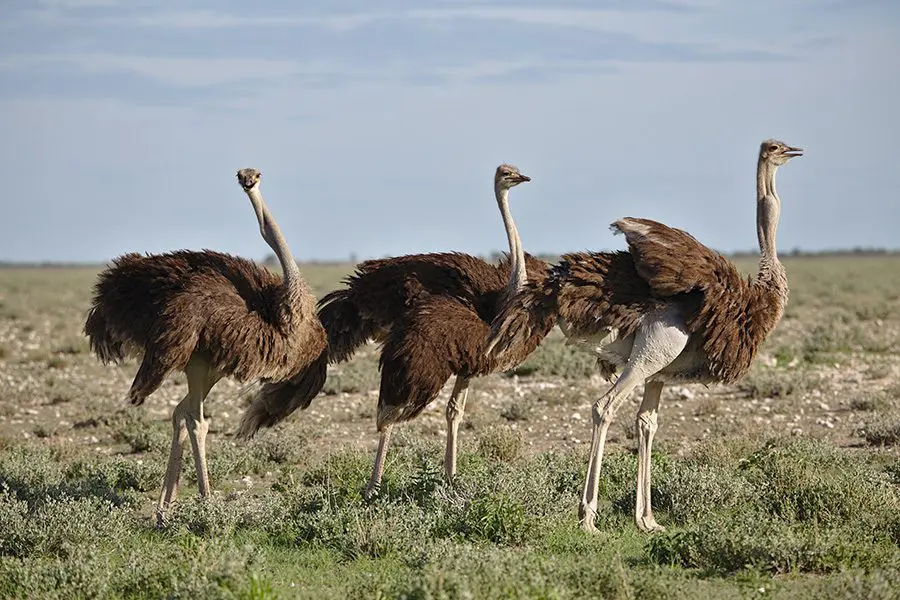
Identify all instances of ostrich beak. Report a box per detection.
[783,146,803,157]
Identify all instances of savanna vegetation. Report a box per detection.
[0,255,899,599]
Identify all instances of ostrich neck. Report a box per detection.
[496,184,527,295]
[757,159,780,257]
[247,188,302,293]
[755,159,788,307]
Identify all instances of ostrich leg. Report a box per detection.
[635,380,664,532]
[578,366,645,532]
[155,357,219,525]
[579,316,688,532]
[444,376,471,479]
[156,393,189,526]
[365,425,393,500]
[184,356,219,500]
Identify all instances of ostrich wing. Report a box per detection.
[552,250,664,342]
[152,250,323,383]
[329,252,505,329]
[612,217,779,382]
[377,296,497,428]
[195,269,324,382]
[86,250,325,404]
[611,217,737,298]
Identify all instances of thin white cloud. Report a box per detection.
[38,0,120,7]
[126,10,379,32]
[65,6,688,36]
[0,54,323,87]
[0,49,759,93]
[9,2,853,66]
[20,5,823,59]
[421,58,615,83]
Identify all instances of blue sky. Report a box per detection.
[1,0,898,262]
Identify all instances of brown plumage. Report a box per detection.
[491,223,784,384]
[238,250,548,434]
[487,139,803,533]
[239,164,551,499]
[373,252,550,427]
[487,250,665,378]
[613,217,788,383]
[85,250,323,401]
[84,168,326,524]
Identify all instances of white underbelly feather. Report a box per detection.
[558,309,714,383]
[557,318,633,367]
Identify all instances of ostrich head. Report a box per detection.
[236,167,268,241]
[759,140,803,166]
[494,164,531,191]
[236,168,262,191]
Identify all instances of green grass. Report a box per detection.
[2,256,900,599]
[2,434,900,599]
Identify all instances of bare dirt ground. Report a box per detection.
[1,257,898,484]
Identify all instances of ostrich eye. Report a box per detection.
[769,145,779,152]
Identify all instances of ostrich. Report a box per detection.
[84,168,326,523]
[486,140,803,532]
[238,164,551,498]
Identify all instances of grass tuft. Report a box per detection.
[863,416,900,446]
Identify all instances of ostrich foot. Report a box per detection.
[578,503,598,533]
[155,509,167,529]
[363,482,381,501]
[636,515,665,533]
